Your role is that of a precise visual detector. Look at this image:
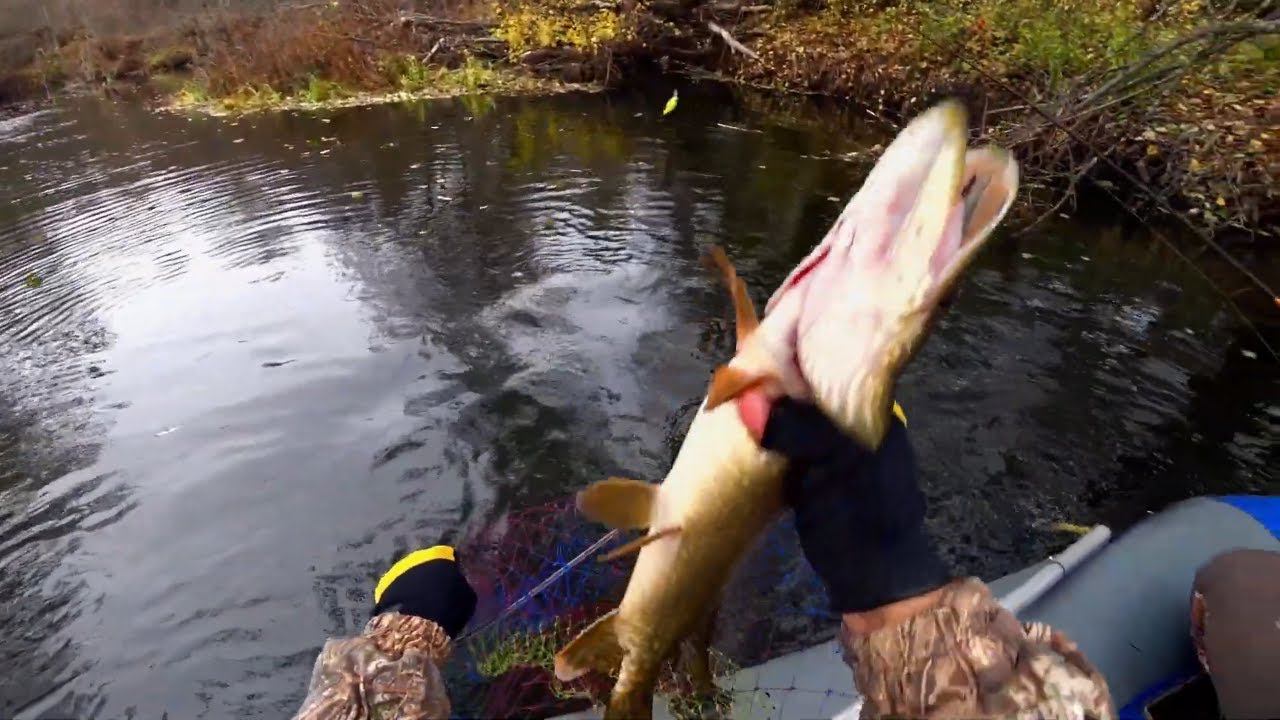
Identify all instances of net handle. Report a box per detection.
[458,529,622,642]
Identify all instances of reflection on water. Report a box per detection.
[0,84,1275,718]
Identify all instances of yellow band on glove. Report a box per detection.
[374,545,456,605]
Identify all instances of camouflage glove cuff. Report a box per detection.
[764,399,951,614]
[845,578,1116,720]
[373,546,477,638]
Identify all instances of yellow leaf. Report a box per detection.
[662,90,678,117]
[1189,158,1202,172]
[1146,144,1159,156]
[1216,196,1227,207]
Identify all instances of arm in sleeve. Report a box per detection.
[840,578,1116,720]
[293,612,455,720]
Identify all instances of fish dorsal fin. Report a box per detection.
[577,477,656,530]
[555,609,622,681]
[597,526,681,563]
[702,245,759,348]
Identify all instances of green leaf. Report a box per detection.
[24,272,42,288]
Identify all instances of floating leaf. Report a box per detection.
[662,90,678,117]
[350,191,365,200]
[24,272,42,288]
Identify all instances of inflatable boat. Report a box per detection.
[557,494,1280,719]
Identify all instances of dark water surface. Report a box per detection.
[0,85,1275,718]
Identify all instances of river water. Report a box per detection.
[0,84,1275,718]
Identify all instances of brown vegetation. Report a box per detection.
[725,2,1279,239]
[490,0,1278,240]
[0,0,1275,242]
[0,0,553,110]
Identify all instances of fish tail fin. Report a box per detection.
[555,609,623,682]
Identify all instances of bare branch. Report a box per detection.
[707,20,758,59]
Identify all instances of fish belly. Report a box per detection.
[615,402,786,661]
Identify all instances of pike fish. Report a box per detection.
[553,100,1020,719]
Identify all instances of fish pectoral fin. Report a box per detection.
[705,365,769,410]
[597,525,681,563]
[577,477,657,530]
[555,608,623,681]
[702,245,759,348]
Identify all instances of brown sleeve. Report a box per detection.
[841,578,1115,720]
[292,612,454,720]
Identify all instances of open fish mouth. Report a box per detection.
[710,100,1020,448]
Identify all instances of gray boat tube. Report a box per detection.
[1019,496,1280,719]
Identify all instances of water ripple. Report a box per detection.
[0,91,1272,719]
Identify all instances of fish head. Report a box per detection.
[715,100,1019,449]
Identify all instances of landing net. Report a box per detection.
[447,497,856,719]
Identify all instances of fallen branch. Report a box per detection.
[423,37,444,64]
[398,13,495,32]
[707,21,758,59]
[709,1,771,15]
[574,0,622,10]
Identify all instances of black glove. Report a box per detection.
[373,545,477,638]
[762,398,951,614]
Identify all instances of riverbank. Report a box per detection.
[0,0,597,115]
[725,2,1279,242]
[1,0,1276,240]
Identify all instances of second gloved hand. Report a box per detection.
[373,545,477,638]
[760,398,951,615]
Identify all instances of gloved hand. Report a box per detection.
[373,545,477,638]
[760,398,951,614]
